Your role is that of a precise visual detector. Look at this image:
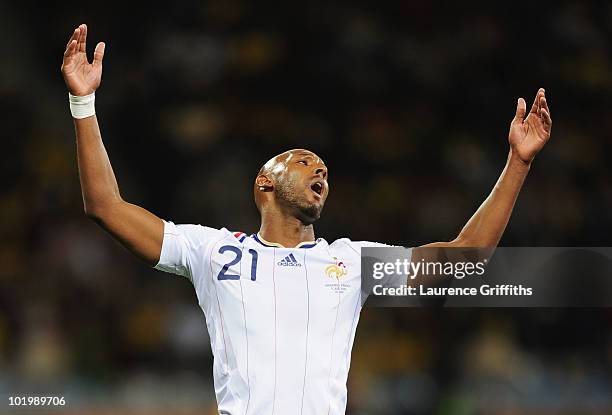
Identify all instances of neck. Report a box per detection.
[258,208,316,248]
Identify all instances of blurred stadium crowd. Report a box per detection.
[1,1,611,414]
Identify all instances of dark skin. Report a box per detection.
[61,24,552,261]
[254,150,329,247]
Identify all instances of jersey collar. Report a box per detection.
[252,233,319,249]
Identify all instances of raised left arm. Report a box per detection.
[424,88,552,248]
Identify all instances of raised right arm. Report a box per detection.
[62,24,163,265]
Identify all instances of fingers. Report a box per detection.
[93,42,106,67]
[78,23,87,54]
[63,39,77,57]
[539,94,550,116]
[513,97,527,123]
[537,89,552,131]
[541,107,552,131]
[66,27,80,49]
[64,26,80,58]
[529,88,545,115]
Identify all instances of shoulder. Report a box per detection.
[161,220,236,247]
[329,237,397,249]
[328,238,398,256]
[328,238,360,255]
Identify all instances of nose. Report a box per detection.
[315,166,327,179]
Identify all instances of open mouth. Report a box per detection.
[310,182,323,196]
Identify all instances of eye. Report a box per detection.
[298,160,308,165]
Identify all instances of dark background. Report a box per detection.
[1,1,611,414]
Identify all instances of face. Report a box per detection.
[262,150,329,224]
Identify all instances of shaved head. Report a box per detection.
[258,149,322,174]
[254,149,328,225]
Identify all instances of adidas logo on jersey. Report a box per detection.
[277,253,302,267]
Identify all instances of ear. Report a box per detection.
[255,174,274,192]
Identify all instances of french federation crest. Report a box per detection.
[325,257,348,279]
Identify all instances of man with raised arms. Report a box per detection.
[61,24,552,414]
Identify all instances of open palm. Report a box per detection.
[508,88,552,164]
[61,24,105,96]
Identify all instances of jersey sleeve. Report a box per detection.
[154,220,224,280]
[348,241,400,250]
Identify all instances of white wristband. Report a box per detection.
[69,92,96,119]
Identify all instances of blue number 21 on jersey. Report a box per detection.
[217,245,259,281]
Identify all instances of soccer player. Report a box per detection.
[61,24,552,414]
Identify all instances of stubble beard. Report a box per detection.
[275,180,322,225]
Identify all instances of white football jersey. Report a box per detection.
[154,220,399,415]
